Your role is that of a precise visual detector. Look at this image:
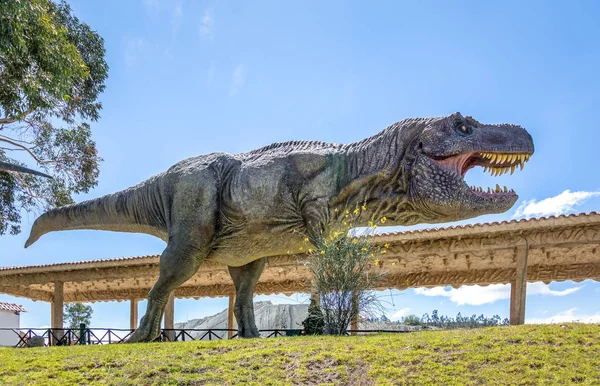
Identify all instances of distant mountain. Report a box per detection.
[174,301,419,340]
[174,301,308,339]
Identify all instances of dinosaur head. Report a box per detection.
[407,112,534,223]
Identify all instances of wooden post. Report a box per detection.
[164,292,175,341]
[227,295,236,339]
[52,281,64,344]
[350,291,359,335]
[130,299,138,330]
[310,291,320,307]
[510,245,528,325]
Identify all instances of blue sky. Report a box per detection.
[1,0,600,328]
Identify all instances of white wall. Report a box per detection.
[0,310,20,347]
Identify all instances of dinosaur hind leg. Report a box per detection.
[126,242,208,343]
[228,257,267,338]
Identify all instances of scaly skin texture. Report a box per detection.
[24,112,534,342]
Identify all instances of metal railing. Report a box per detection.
[1,327,412,348]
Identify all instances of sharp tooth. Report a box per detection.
[504,186,508,192]
[509,154,516,164]
[496,184,501,193]
[500,154,508,163]
[510,165,516,175]
[483,166,488,173]
[490,154,497,163]
[487,187,491,193]
[520,160,524,170]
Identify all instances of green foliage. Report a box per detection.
[64,303,93,329]
[305,230,386,335]
[0,324,597,384]
[418,310,509,329]
[302,304,325,335]
[402,314,422,326]
[0,0,107,235]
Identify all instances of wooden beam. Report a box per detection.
[164,292,175,341]
[350,291,359,335]
[510,245,529,325]
[310,292,320,307]
[130,299,138,330]
[52,281,64,344]
[228,295,235,339]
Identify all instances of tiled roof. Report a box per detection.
[0,302,27,313]
[374,211,599,237]
[0,212,597,273]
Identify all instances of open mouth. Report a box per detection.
[431,151,532,197]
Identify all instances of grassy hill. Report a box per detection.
[0,324,598,385]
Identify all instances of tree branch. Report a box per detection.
[0,109,34,125]
[0,137,50,166]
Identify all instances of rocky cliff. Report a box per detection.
[174,301,418,340]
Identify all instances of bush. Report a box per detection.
[305,226,387,335]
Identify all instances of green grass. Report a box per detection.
[0,324,598,385]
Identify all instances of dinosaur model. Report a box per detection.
[24,112,534,342]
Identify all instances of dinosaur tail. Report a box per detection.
[24,177,168,248]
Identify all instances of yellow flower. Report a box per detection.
[299,247,303,251]
[380,217,387,224]
[352,238,358,244]
[368,221,374,227]
[384,243,389,249]
[374,259,379,266]
[392,262,397,266]
[293,229,297,233]
[370,253,374,258]
[353,208,360,215]
[361,205,367,211]
[304,237,309,242]
[345,209,350,215]
[334,208,339,212]
[343,221,347,225]
[320,250,325,255]
[361,247,368,252]
[380,249,387,254]
[308,248,313,254]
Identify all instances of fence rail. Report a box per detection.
[0,327,413,348]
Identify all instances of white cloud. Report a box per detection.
[527,308,600,324]
[512,189,600,219]
[172,1,183,36]
[390,307,411,321]
[199,9,215,40]
[414,282,581,306]
[229,64,246,96]
[124,38,149,66]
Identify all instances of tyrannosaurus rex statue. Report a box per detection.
[24,112,534,342]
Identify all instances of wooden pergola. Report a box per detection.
[1,212,599,334]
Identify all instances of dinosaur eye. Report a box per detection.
[455,121,472,135]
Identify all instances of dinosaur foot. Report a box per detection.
[237,306,260,338]
[125,319,160,343]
